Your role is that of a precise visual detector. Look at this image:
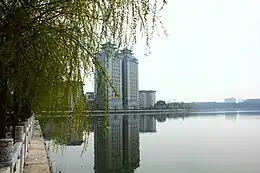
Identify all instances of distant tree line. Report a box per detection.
[151,100,191,110]
[182,102,260,110]
[150,100,260,111]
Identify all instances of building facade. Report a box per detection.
[120,49,139,109]
[243,99,260,104]
[94,42,123,109]
[86,92,94,100]
[139,90,156,109]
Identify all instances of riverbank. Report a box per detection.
[23,120,50,173]
[37,109,187,118]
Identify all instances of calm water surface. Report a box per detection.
[43,112,260,173]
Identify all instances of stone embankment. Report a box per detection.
[0,117,51,173]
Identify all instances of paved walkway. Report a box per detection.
[23,123,50,173]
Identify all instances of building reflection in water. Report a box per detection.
[123,115,140,171]
[139,115,157,133]
[93,115,124,173]
[42,115,157,172]
[41,118,85,146]
[93,115,156,173]
[225,112,238,121]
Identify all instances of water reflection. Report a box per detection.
[92,115,157,172]
[42,115,157,173]
[139,115,156,132]
[224,112,238,121]
[42,117,86,146]
[93,115,141,172]
[41,111,260,173]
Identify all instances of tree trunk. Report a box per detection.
[20,78,32,122]
[12,91,20,139]
[21,100,31,122]
[0,63,7,139]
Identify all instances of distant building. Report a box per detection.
[139,90,156,109]
[237,98,244,103]
[94,42,123,109]
[86,92,95,109]
[86,92,94,100]
[154,100,168,109]
[167,102,183,109]
[120,49,139,109]
[243,99,260,104]
[224,97,236,103]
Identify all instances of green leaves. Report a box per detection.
[0,0,167,112]
[0,0,167,142]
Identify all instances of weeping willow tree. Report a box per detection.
[0,0,167,140]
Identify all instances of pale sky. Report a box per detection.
[85,0,260,102]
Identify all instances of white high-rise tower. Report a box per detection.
[94,42,123,109]
[120,49,139,109]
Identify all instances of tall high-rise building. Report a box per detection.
[94,42,123,109]
[95,44,139,110]
[120,49,139,109]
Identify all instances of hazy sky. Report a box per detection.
[85,0,260,102]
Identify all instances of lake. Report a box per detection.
[42,111,260,173]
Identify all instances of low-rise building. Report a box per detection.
[243,99,260,104]
[139,90,156,109]
[86,92,95,100]
[154,100,168,109]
